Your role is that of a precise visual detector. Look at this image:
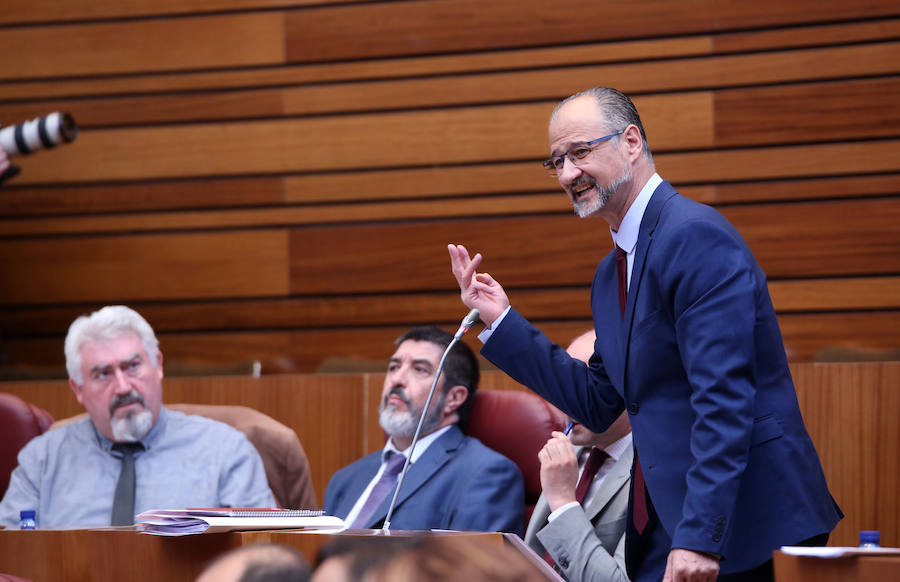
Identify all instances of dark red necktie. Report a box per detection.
[617,245,650,533]
[543,447,609,568]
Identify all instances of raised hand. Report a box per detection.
[447,244,510,328]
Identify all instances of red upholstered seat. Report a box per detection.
[0,393,55,496]
[465,389,567,524]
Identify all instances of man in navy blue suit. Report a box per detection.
[323,325,524,535]
[448,87,841,581]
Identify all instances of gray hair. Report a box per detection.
[64,305,160,385]
[551,86,654,163]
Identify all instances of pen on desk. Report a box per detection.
[563,421,575,436]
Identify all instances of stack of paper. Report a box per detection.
[136,508,346,536]
[780,546,900,558]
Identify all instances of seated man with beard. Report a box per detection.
[323,326,524,534]
[0,305,274,527]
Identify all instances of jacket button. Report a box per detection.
[559,557,569,569]
[628,403,640,415]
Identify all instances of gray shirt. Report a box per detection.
[0,406,275,527]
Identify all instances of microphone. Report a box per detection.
[382,308,479,531]
[453,308,481,340]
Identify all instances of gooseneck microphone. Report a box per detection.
[382,308,480,531]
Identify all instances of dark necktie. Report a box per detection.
[350,451,406,528]
[574,447,609,504]
[544,447,609,568]
[617,245,650,533]
[110,442,143,526]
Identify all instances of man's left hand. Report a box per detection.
[662,548,719,582]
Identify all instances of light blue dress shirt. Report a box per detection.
[0,406,275,527]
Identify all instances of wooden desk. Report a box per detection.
[0,528,555,582]
[774,550,900,582]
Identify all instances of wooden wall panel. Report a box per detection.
[0,231,290,304]
[0,2,897,380]
[794,363,900,547]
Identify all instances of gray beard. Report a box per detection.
[379,391,445,439]
[111,409,153,442]
[572,163,633,218]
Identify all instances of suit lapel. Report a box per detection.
[622,181,677,394]
[366,426,462,526]
[582,442,633,520]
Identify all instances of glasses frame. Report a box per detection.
[541,129,626,176]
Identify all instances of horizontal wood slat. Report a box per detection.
[1,313,897,377]
[4,19,897,103]
[284,0,900,63]
[9,118,900,189]
[0,13,286,81]
[287,199,900,295]
[0,0,362,26]
[3,69,897,143]
[0,231,290,304]
[1,277,897,341]
[2,171,897,222]
[9,96,713,184]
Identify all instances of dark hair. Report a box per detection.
[395,325,480,429]
[239,561,310,582]
[552,86,653,162]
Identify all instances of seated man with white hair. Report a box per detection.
[0,305,275,527]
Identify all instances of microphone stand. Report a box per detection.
[382,308,479,531]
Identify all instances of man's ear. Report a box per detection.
[69,378,85,406]
[443,385,469,415]
[155,351,164,381]
[622,124,644,162]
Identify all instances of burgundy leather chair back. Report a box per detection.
[465,389,567,524]
[0,393,55,495]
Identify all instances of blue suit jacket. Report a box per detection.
[323,425,525,535]
[483,181,841,573]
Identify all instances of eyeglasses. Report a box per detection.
[541,129,626,177]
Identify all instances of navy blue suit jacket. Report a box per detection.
[323,425,525,535]
[483,181,841,573]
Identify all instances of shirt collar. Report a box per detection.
[383,424,453,464]
[611,172,662,254]
[602,432,632,462]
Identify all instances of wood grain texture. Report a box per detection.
[1,311,897,378]
[7,94,712,184]
[0,12,286,80]
[4,278,894,339]
[794,362,900,547]
[0,230,289,304]
[3,19,897,103]
[0,0,363,26]
[285,0,900,63]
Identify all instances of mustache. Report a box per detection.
[567,176,598,196]
[109,390,145,416]
[383,386,411,408]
